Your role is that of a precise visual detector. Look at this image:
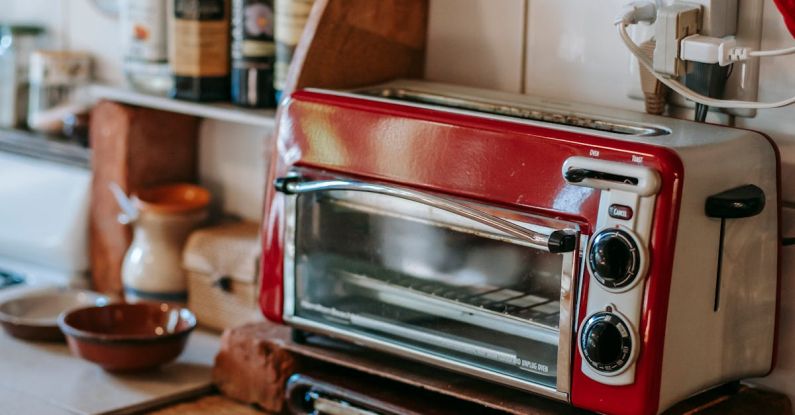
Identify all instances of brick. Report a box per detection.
[212,323,296,413]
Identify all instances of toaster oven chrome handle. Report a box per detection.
[274,177,576,253]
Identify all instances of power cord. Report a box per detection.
[681,35,795,66]
[617,21,795,109]
[686,62,731,122]
[615,0,795,110]
[750,46,795,57]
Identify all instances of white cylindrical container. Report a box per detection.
[121,184,210,304]
[0,25,45,128]
[120,0,172,95]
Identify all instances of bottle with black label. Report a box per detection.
[231,0,276,108]
[274,0,314,103]
[169,0,230,101]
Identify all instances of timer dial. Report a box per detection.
[588,228,641,289]
[580,312,633,373]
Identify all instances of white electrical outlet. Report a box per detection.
[724,0,763,118]
[687,0,738,37]
[623,0,763,119]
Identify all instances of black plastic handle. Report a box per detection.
[705,184,766,219]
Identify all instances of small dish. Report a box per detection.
[0,288,109,342]
[58,303,197,372]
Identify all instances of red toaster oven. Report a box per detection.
[260,80,780,415]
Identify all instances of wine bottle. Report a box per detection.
[231,0,276,108]
[170,0,230,102]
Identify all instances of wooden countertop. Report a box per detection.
[0,326,220,414]
[149,395,267,415]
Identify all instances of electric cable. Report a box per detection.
[687,62,730,122]
[618,22,795,109]
[750,46,795,57]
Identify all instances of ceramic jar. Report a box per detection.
[121,184,211,303]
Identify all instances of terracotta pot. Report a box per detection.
[58,303,196,372]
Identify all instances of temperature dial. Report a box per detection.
[580,312,633,373]
[588,228,641,289]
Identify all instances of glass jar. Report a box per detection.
[0,25,45,128]
[27,50,92,134]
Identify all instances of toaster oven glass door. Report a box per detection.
[281,174,580,399]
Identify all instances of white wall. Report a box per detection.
[198,120,268,221]
[5,0,124,85]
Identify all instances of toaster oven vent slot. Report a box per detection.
[361,88,670,137]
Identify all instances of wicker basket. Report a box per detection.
[182,221,263,331]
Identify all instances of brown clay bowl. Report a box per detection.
[58,303,197,372]
[0,289,109,342]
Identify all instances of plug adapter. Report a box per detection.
[681,0,738,37]
[654,4,701,76]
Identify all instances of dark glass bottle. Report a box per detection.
[274,0,314,103]
[170,0,231,102]
[231,0,277,108]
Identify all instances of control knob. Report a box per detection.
[580,312,633,373]
[588,228,641,289]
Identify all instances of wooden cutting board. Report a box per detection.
[0,328,219,414]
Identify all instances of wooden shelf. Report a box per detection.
[0,128,90,168]
[90,85,277,128]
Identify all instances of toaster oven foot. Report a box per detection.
[292,328,309,344]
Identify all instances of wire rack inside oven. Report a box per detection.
[339,269,562,330]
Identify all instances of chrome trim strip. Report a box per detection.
[286,315,569,402]
[355,87,670,137]
[309,394,380,415]
[279,178,570,253]
[283,193,297,317]
[554,238,582,394]
[350,313,523,366]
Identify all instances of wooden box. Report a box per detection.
[183,221,263,331]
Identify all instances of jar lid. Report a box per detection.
[0,24,45,36]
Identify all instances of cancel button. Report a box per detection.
[608,204,634,220]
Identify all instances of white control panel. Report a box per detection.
[562,157,660,385]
